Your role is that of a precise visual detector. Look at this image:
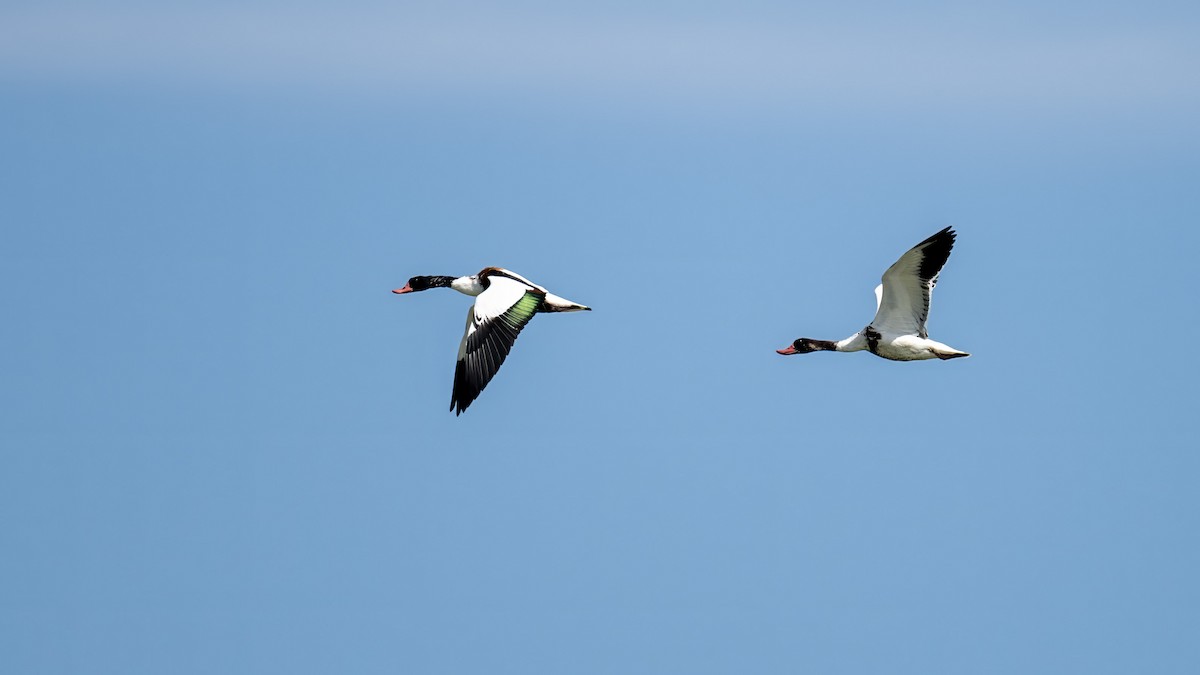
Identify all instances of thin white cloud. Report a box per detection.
[1,7,1196,112]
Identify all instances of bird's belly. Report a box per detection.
[873,335,939,361]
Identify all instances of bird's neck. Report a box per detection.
[450,276,485,296]
[834,334,869,352]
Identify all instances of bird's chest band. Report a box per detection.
[864,327,882,355]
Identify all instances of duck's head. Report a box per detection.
[393,275,456,294]
[776,338,830,355]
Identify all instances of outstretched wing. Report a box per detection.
[869,227,956,338]
[451,276,543,415]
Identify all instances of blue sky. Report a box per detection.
[2,2,1198,673]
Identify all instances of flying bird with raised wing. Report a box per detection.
[394,267,591,415]
[777,226,969,361]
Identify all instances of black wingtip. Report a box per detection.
[917,226,956,246]
[917,227,957,281]
[450,360,476,416]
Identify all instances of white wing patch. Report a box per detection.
[450,276,544,415]
[456,277,533,360]
[868,228,955,339]
[871,248,929,336]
